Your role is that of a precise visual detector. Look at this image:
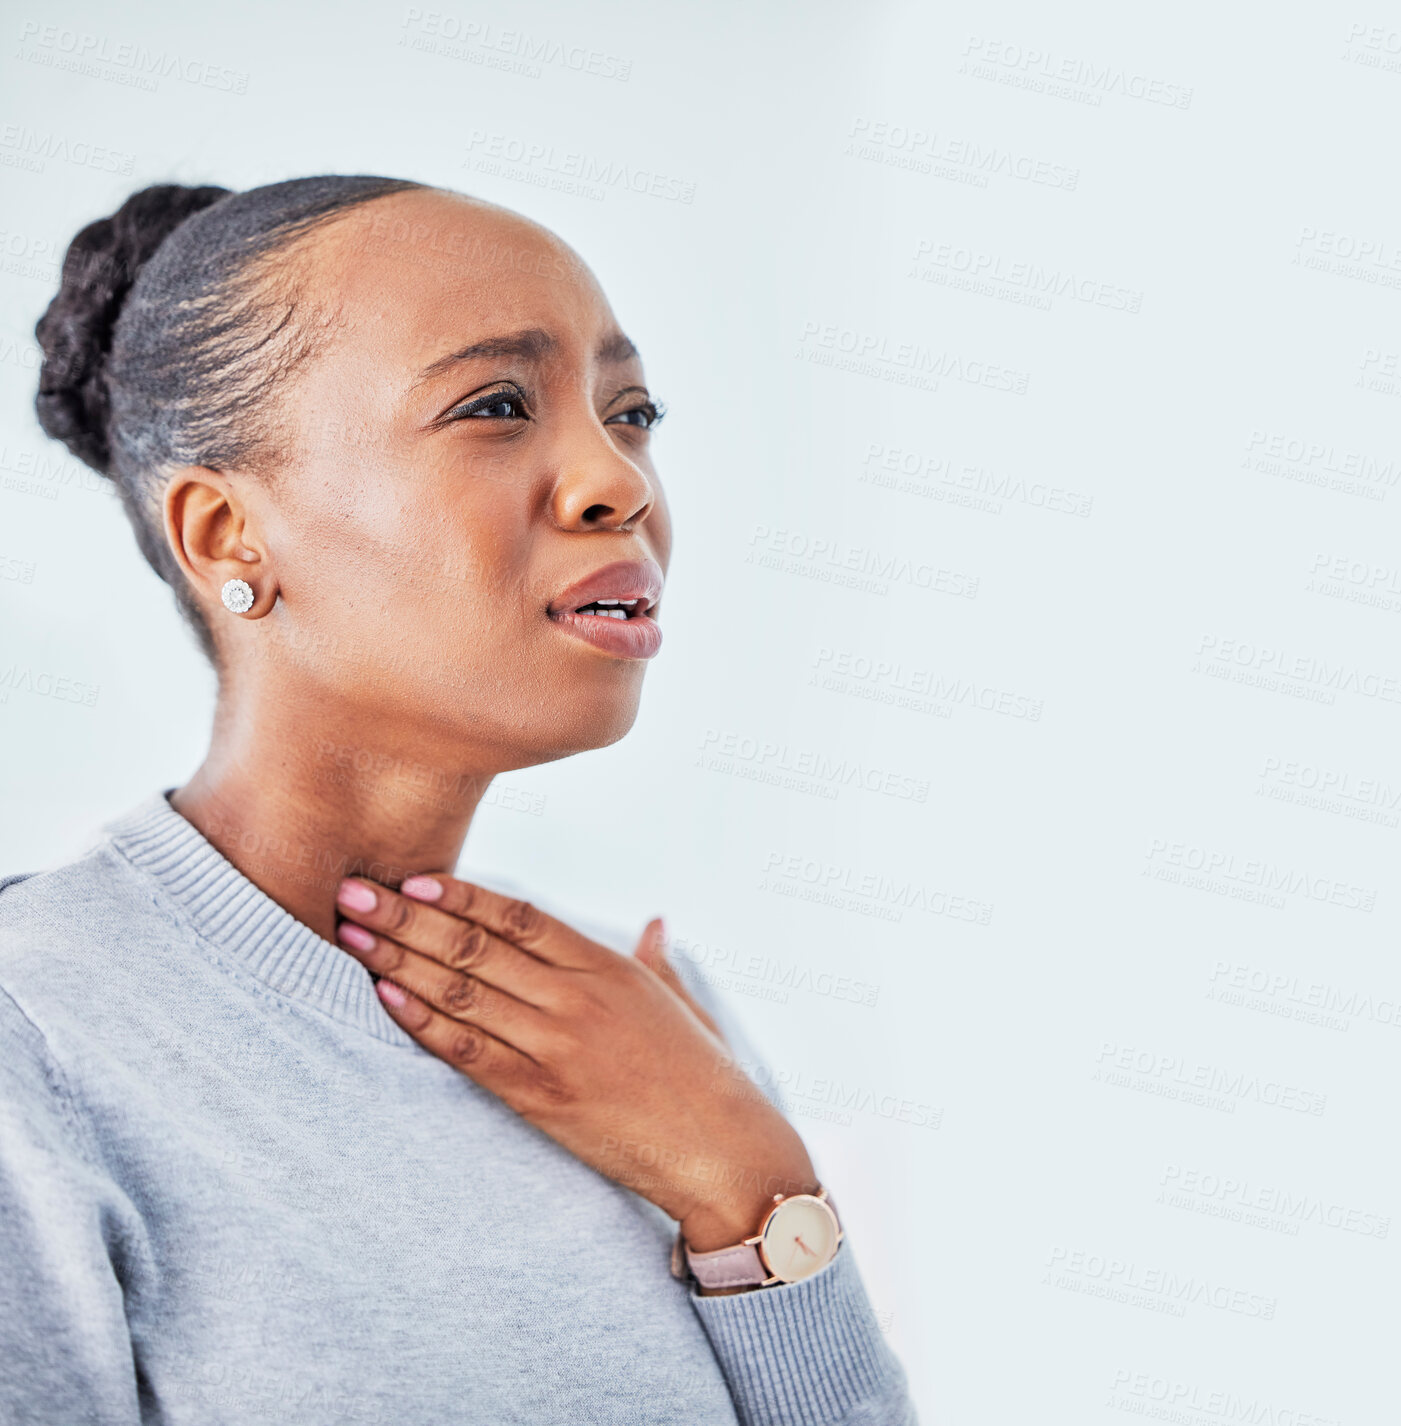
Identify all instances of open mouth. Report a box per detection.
[570,598,653,621]
[547,558,665,659]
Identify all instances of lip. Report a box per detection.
[547,557,664,660]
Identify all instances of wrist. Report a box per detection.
[680,1165,820,1253]
[681,1198,769,1254]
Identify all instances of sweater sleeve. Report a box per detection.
[688,1241,918,1426]
[666,957,921,1425]
[0,984,143,1425]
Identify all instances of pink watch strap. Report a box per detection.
[682,1239,770,1289]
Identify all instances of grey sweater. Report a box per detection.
[0,791,916,1425]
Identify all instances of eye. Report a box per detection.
[607,398,667,431]
[444,386,531,422]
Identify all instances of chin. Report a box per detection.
[564,692,644,754]
[521,684,645,765]
[447,676,644,771]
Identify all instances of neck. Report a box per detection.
[170,678,495,943]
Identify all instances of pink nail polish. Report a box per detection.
[337,880,376,912]
[401,876,443,901]
[337,923,375,953]
[377,979,407,1008]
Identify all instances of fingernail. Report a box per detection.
[337,880,377,912]
[337,923,376,953]
[654,917,668,950]
[401,875,443,901]
[377,979,407,1008]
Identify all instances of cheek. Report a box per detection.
[274,457,536,656]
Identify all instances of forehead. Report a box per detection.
[304,188,617,371]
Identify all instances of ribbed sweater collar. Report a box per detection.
[105,789,416,1048]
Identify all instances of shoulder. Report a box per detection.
[0,838,177,1027]
[0,837,165,954]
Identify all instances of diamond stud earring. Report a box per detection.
[220,578,255,615]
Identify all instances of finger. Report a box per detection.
[374,979,540,1091]
[395,874,606,969]
[336,878,561,1004]
[335,922,552,1056]
[634,919,726,1042]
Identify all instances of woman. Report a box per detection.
[2,177,917,1424]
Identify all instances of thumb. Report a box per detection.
[634,918,726,1042]
[633,916,669,969]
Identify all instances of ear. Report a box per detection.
[162,467,277,619]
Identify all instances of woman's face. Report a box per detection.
[241,188,672,769]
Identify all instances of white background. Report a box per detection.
[3,3,1399,1420]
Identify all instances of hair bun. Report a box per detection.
[34,183,230,474]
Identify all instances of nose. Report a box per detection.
[549,424,656,532]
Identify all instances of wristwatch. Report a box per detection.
[670,1186,843,1290]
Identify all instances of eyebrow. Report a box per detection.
[413,326,639,387]
[596,330,639,365]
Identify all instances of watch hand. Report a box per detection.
[793,1234,817,1257]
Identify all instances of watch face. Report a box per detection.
[759,1195,840,1283]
